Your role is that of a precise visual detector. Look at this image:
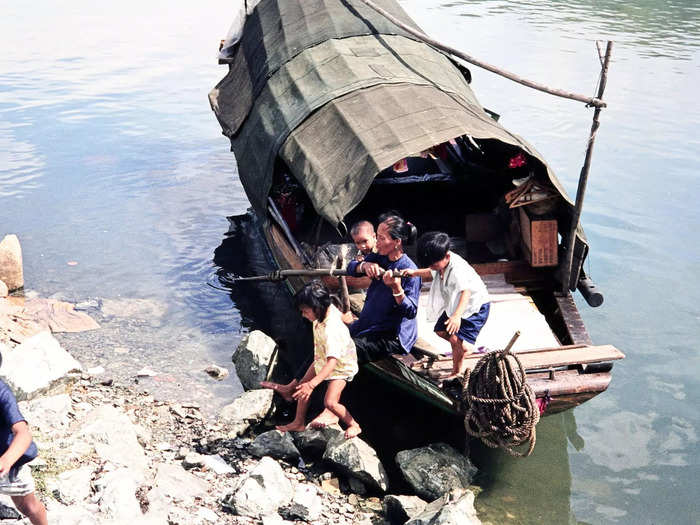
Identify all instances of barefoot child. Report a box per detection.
[276,281,362,439]
[0,370,48,525]
[404,232,490,379]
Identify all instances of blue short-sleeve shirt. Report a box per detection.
[0,380,38,480]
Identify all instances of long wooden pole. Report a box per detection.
[222,267,403,282]
[561,41,613,293]
[356,0,606,108]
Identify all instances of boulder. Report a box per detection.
[18,393,72,435]
[250,430,301,462]
[232,330,277,390]
[51,466,94,505]
[406,489,481,525]
[0,331,81,400]
[148,462,208,510]
[0,235,23,292]
[279,483,322,522]
[291,425,343,457]
[219,389,274,437]
[323,433,388,492]
[201,454,235,474]
[95,468,143,522]
[222,456,294,518]
[395,443,477,501]
[383,494,428,525]
[0,280,7,298]
[78,404,147,478]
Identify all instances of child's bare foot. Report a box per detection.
[276,421,307,432]
[260,380,295,402]
[344,423,362,439]
[309,409,340,429]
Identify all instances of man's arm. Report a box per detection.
[0,421,32,477]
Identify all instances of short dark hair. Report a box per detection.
[380,215,417,246]
[416,231,450,267]
[350,220,374,237]
[294,280,331,320]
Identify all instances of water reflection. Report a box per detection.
[440,0,700,59]
[474,411,583,524]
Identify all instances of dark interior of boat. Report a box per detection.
[271,134,562,270]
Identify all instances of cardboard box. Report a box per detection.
[519,207,558,267]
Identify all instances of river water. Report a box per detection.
[1,1,698,523]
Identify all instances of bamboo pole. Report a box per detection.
[562,41,613,293]
[336,254,352,313]
[356,0,606,108]
[222,268,403,282]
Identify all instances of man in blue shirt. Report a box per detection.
[0,376,47,525]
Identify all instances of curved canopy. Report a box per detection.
[209,0,588,284]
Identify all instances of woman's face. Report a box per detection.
[376,222,400,256]
[299,305,317,322]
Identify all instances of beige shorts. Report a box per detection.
[0,467,35,497]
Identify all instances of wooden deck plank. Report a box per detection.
[461,344,624,370]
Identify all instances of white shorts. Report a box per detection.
[0,467,35,497]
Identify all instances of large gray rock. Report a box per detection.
[148,462,209,512]
[96,468,142,522]
[50,466,94,505]
[232,330,277,390]
[219,389,274,437]
[18,393,72,435]
[222,456,294,518]
[406,489,481,525]
[78,404,147,478]
[0,235,23,292]
[0,331,81,400]
[250,430,301,462]
[291,425,343,457]
[383,494,428,525]
[395,443,477,501]
[279,483,322,522]
[323,433,388,492]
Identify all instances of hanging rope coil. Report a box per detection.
[462,331,540,457]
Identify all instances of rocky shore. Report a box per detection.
[1,235,484,524]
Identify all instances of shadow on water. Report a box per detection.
[472,411,584,524]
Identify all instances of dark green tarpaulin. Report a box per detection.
[209,0,589,286]
[213,0,421,137]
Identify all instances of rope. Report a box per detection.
[462,332,540,457]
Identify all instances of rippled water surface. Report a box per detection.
[1,1,699,522]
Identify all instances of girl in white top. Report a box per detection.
[276,281,361,439]
[403,232,490,380]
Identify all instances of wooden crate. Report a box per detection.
[519,207,558,267]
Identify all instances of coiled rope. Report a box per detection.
[462,331,540,457]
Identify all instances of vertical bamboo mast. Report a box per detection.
[561,41,613,293]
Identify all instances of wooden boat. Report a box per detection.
[209,0,624,418]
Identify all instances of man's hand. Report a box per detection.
[293,381,315,402]
[400,268,415,278]
[446,315,461,336]
[0,456,13,478]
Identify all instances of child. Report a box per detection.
[404,232,490,380]
[349,220,377,261]
[276,281,362,439]
[0,370,48,525]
